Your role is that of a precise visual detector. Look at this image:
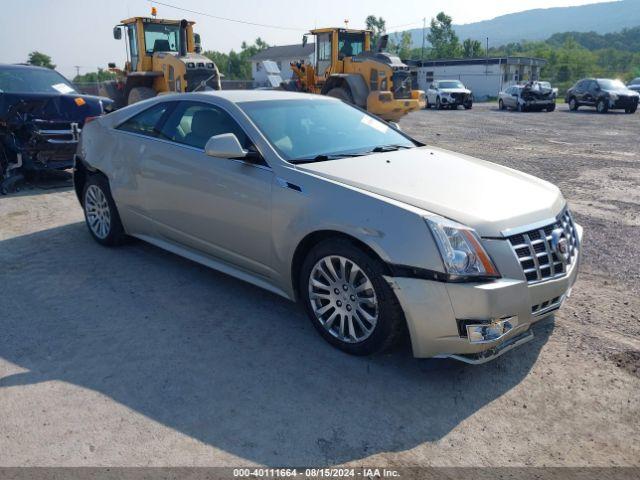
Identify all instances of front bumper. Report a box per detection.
[367,90,426,121]
[386,223,582,361]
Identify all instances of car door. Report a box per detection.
[110,101,175,236]
[505,87,517,108]
[137,100,274,278]
[588,80,601,105]
[574,80,588,104]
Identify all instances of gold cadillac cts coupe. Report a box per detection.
[74,90,582,364]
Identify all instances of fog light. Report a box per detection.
[466,317,516,344]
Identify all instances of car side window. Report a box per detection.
[117,102,170,137]
[160,101,250,150]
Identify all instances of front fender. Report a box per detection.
[269,166,444,299]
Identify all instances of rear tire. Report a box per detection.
[326,87,354,104]
[127,86,156,105]
[299,238,405,356]
[464,101,472,110]
[436,97,442,110]
[82,174,127,246]
[568,97,579,111]
[547,103,556,112]
[498,99,505,110]
[517,102,526,112]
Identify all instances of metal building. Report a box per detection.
[408,57,548,100]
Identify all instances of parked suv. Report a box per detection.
[426,80,473,110]
[627,77,640,94]
[565,78,639,114]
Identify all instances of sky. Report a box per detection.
[0,0,611,79]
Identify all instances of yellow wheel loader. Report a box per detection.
[99,14,221,107]
[288,28,425,121]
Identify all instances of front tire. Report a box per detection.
[127,86,156,105]
[625,103,637,114]
[464,101,472,110]
[498,99,505,110]
[517,102,526,112]
[326,87,354,104]
[547,103,556,112]
[82,174,126,246]
[435,97,442,110]
[299,239,405,356]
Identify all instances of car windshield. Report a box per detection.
[598,79,626,90]
[438,81,464,89]
[0,67,77,94]
[144,23,181,54]
[239,99,416,162]
[629,78,640,85]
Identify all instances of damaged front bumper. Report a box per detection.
[385,223,582,363]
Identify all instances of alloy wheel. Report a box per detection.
[85,184,111,239]
[308,255,378,344]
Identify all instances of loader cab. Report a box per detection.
[307,28,371,77]
[113,17,194,73]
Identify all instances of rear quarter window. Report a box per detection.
[117,102,171,137]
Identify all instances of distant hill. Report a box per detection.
[400,0,640,49]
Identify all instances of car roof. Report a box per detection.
[0,63,55,72]
[185,89,335,103]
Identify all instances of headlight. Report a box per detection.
[609,93,618,101]
[425,216,500,279]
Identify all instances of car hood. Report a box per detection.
[604,88,639,97]
[439,88,470,94]
[0,92,112,124]
[297,146,564,237]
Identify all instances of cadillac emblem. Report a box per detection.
[551,228,570,264]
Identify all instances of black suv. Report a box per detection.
[565,78,639,114]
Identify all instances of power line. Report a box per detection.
[146,0,305,31]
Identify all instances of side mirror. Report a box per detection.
[113,26,122,40]
[194,33,202,53]
[205,133,247,159]
[302,35,308,48]
[388,121,401,131]
[108,62,116,69]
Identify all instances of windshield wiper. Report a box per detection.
[292,152,367,164]
[370,144,413,153]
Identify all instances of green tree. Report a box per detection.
[427,12,460,58]
[27,51,56,69]
[365,15,386,47]
[203,38,269,80]
[462,39,483,58]
[389,31,412,59]
[73,68,116,84]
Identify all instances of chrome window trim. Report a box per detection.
[114,129,272,172]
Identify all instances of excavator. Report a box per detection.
[99,8,221,107]
[289,27,425,121]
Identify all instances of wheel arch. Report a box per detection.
[73,156,108,206]
[290,229,393,301]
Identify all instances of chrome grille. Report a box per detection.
[507,210,579,283]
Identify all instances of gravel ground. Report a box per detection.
[0,103,638,468]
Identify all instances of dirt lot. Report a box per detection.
[0,103,638,468]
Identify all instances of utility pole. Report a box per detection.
[485,37,489,74]
[74,65,81,78]
[421,17,426,62]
